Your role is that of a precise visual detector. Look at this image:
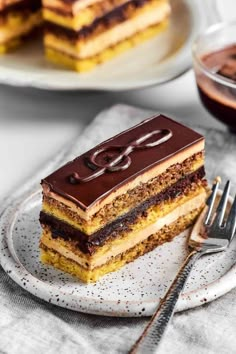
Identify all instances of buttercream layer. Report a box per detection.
[42,154,204,235]
[44,0,170,59]
[44,20,168,72]
[40,168,206,255]
[40,205,203,282]
[43,0,132,30]
[43,0,105,15]
[42,115,204,218]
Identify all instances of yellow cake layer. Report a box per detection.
[0,10,42,49]
[0,37,20,53]
[45,18,167,69]
[45,20,168,70]
[43,0,168,31]
[41,206,202,283]
[40,186,207,270]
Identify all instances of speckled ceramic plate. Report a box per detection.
[0,187,235,317]
[0,0,220,91]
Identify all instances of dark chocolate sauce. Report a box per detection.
[197,44,236,132]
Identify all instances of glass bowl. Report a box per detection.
[192,21,236,133]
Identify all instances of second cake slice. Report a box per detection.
[42,0,171,72]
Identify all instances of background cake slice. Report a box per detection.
[0,0,42,53]
[39,115,208,282]
[42,0,171,72]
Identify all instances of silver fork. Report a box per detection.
[130,178,236,354]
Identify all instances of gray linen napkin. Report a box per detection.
[0,104,236,354]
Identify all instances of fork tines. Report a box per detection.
[226,194,236,242]
[204,178,236,242]
[213,180,231,227]
[205,178,221,225]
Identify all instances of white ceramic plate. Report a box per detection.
[0,187,235,317]
[0,0,219,91]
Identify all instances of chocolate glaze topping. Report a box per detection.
[41,167,206,255]
[42,115,204,211]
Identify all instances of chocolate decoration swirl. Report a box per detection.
[69,129,173,184]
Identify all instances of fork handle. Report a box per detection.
[129,251,201,354]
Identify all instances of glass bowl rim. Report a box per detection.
[192,20,236,89]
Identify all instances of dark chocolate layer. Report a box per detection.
[44,0,151,40]
[40,167,206,255]
[0,0,41,17]
[42,115,204,211]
